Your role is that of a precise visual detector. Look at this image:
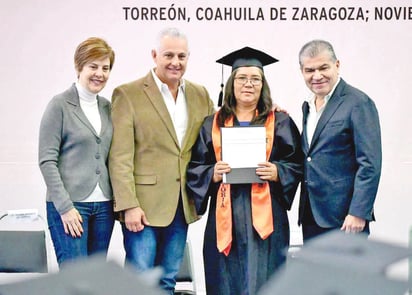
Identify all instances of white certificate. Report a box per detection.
[221,126,266,184]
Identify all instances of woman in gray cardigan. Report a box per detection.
[39,37,115,267]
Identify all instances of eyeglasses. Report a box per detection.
[234,76,262,86]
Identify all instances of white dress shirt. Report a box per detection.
[305,77,340,146]
[151,69,188,147]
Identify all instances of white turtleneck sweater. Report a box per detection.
[75,82,109,202]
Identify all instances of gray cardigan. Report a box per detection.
[39,84,113,214]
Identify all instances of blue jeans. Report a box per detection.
[122,201,188,294]
[47,201,114,267]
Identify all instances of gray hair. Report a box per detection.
[155,27,188,51]
[299,39,337,69]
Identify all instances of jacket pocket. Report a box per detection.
[326,120,344,129]
[135,175,157,185]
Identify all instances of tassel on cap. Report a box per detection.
[218,83,224,107]
[218,64,224,107]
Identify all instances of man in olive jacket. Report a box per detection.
[109,28,214,294]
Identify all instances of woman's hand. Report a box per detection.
[61,208,83,238]
[213,161,231,183]
[256,162,279,182]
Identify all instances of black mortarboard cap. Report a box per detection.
[258,259,409,295]
[0,255,166,295]
[216,46,279,71]
[293,230,412,274]
[215,46,278,106]
[260,229,412,295]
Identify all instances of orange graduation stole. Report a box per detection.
[212,111,275,256]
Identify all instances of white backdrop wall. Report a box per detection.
[1,0,411,292]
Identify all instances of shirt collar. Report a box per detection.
[151,68,185,94]
[305,77,341,104]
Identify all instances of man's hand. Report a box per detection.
[341,214,366,233]
[125,207,150,232]
[272,103,288,114]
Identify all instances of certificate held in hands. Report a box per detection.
[221,126,266,184]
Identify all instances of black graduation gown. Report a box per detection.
[187,111,303,295]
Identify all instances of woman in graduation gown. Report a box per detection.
[187,47,303,295]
